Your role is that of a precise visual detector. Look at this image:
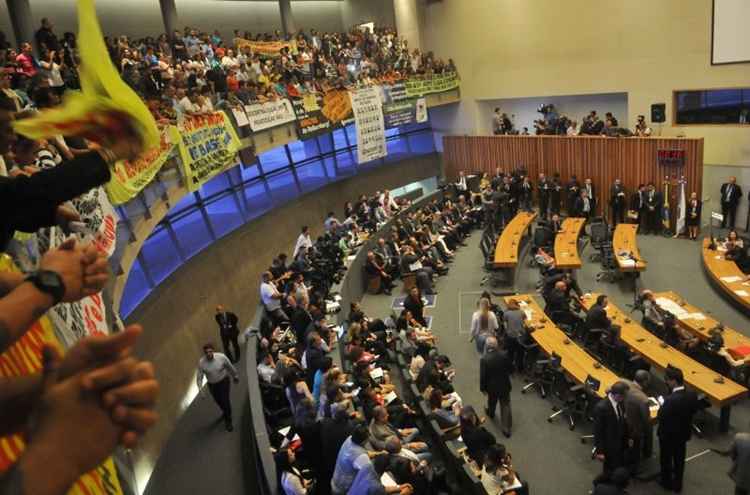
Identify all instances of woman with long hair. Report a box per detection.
[470,298,499,354]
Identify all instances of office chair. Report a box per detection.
[521,358,556,398]
[588,218,609,262]
[595,242,619,283]
[548,380,586,431]
[479,234,505,287]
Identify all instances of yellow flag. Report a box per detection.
[12,0,158,151]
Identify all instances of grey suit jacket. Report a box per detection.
[623,380,652,439]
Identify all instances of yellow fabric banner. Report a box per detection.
[12,0,159,152]
[105,127,176,205]
[171,112,242,192]
[0,255,123,495]
[404,72,460,98]
[234,37,298,57]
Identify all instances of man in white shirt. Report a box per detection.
[567,120,579,136]
[197,343,239,431]
[261,271,289,324]
[257,352,277,384]
[293,225,313,259]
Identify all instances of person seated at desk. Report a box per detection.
[586,294,612,329]
[640,290,665,333]
[481,444,526,495]
[723,230,745,250]
[725,237,750,274]
[544,280,583,330]
[541,271,583,303]
[549,213,563,234]
[663,314,700,354]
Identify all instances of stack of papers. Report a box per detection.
[721,276,744,283]
[524,310,534,321]
[619,258,636,267]
[735,290,750,297]
[655,298,688,317]
[677,312,706,321]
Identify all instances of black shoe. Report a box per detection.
[225,421,234,432]
[503,430,511,438]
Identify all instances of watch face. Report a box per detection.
[39,271,63,289]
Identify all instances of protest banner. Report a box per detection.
[172,112,242,192]
[404,72,460,98]
[245,98,296,132]
[234,38,297,57]
[105,127,176,205]
[350,86,387,163]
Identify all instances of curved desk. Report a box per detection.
[653,291,750,349]
[554,218,586,270]
[702,238,750,312]
[494,211,536,268]
[581,294,747,431]
[503,295,618,399]
[612,224,647,272]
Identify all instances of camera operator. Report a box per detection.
[492,107,503,135]
[634,115,652,137]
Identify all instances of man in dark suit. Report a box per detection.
[567,175,581,215]
[291,296,313,343]
[538,173,551,219]
[721,177,743,229]
[594,381,630,480]
[584,178,597,214]
[630,184,647,229]
[585,294,612,331]
[610,179,627,226]
[215,305,240,362]
[479,336,513,437]
[658,367,703,492]
[644,183,662,235]
[550,173,563,216]
[624,370,654,471]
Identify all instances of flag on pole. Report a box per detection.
[662,180,671,230]
[674,178,686,237]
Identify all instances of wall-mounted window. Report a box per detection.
[674,88,750,125]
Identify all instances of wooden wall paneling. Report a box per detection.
[443,136,704,225]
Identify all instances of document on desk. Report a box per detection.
[656,298,688,317]
[523,309,534,321]
[734,290,750,297]
[678,312,706,321]
[721,276,744,283]
[383,390,398,405]
[619,258,636,267]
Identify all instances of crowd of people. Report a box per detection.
[246,188,535,495]
[492,107,653,137]
[0,18,457,127]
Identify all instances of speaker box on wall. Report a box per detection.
[651,103,666,123]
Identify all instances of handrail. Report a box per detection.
[243,190,442,495]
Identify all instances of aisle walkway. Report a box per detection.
[143,355,254,495]
[360,230,743,494]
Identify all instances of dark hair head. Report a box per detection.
[666,366,684,385]
[429,388,443,409]
[611,381,630,396]
[596,294,608,306]
[351,423,369,445]
[203,342,215,352]
[321,356,334,373]
[484,443,507,470]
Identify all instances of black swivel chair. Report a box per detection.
[588,218,609,262]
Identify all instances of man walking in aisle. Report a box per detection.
[197,342,239,431]
[215,304,240,362]
[480,336,513,438]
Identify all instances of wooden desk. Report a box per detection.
[494,211,537,268]
[612,224,647,272]
[653,291,750,350]
[502,295,618,399]
[554,218,586,270]
[702,238,750,312]
[581,294,747,431]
